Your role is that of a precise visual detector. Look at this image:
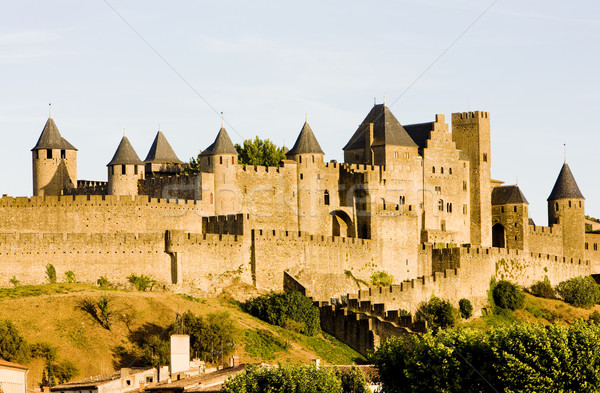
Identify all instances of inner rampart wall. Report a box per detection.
[0,195,206,234]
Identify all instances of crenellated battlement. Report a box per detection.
[202,213,247,236]
[251,228,371,246]
[452,111,489,121]
[0,194,199,208]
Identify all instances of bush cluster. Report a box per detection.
[557,276,600,308]
[529,277,556,299]
[372,321,600,393]
[492,280,524,310]
[242,290,320,336]
[416,296,457,329]
[458,298,473,319]
[370,271,394,286]
[127,274,156,291]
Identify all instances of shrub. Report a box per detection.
[9,276,19,287]
[221,364,343,393]
[416,296,457,330]
[337,367,371,393]
[557,276,600,308]
[459,298,473,319]
[76,296,114,330]
[492,280,524,310]
[30,342,58,361]
[96,276,112,289]
[46,264,57,283]
[589,310,600,324]
[0,319,30,363]
[529,277,556,299]
[64,270,76,283]
[370,271,394,286]
[242,290,320,336]
[127,274,156,291]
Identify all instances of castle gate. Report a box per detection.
[331,210,355,237]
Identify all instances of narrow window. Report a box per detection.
[441,167,444,174]
[111,166,115,176]
[220,156,223,165]
[121,165,126,175]
[501,207,504,213]
[231,156,234,164]
[595,244,598,251]
[463,181,467,190]
[324,190,330,205]
[585,242,589,250]
[569,201,572,208]
[514,236,517,241]
[514,206,517,212]
[47,149,53,159]
[300,173,303,179]
[34,150,39,159]
[438,199,444,211]
[579,201,582,208]
[299,156,302,164]
[61,150,66,159]
[134,166,138,175]
[399,196,405,205]
[311,155,315,163]
[208,157,211,166]
[555,202,559,211]
[432,166,435,173]
[449,168,452,175]
[463,204,467,214]
[405,152,409,159]
[483,153,488,162]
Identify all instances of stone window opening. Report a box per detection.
[300,173,303,180]
[220,156,223,165]
[299,156,302,164]
[47,149,53,159]
[569,201,572,208]
[585,242,589,250]
[483,153,488,162]
[121,165,126,175]
[324,190,330,205]
[232,156,234,164]
[463,204,467,214]
[134,166,138,175]
[441,167,444,174]
[446,202,452,213]
[449,167,452,175]
[405,152,409,159]
[208,157,211,166]
[595,244,598,251]
[438,199,444,211]
[394,152,398,158]
[432,166,436,173]
[34,150,39,159]
[501,206,504,213]
[111,166,115,176]
[555,202,559,211]
[463,181,467,190]
[61,149,66,159]
[312,155,315,163]
[514,206,517,212]
[399,196,405,205]
[579,201,582,208]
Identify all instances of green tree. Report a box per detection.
[529,276,556,299]
[337,367,371,393]
[416,296,457,330]
[0,320,29,363]
[557,276,600,308]
[235,137,286,167]
[492,280,524,310]
[242,290,321,336]
[221,364,343,393]
[46,263,57,283]
[50,359,79,384]
[30,342,58,361]
[182,151,202,175]
[76,296,114,330]
[127,273,156,291]
[64,270,76,283]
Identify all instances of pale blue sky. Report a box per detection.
[1,0,599,224]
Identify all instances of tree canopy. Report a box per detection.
[235,137,286,167]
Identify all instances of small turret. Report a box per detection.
[107,136,144,196]
[200,127,239,214]
[32,116,78,196]
[547,162,585,259]
[285,122,324,165]
[143,130,183,176]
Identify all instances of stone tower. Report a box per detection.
[200,127,238,215]
[547,162,585,260]
[451,111,492,246]
[286,122,325,234]
[32,116,77,196]
[107,136,144,196]
[491,185,530,250]
[143,130,183,176]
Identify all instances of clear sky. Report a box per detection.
[1,0,599,224]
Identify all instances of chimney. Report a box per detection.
[228,356,239,368]
[170,335,190,376]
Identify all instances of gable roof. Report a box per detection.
[548,163,585,200]
[492,185,529,205]
[286,122,324,156]
[200,127,237,156]
[343,104,417,150]
[107,136,143,166]
[32,117,77,151]
[144,131,183,164]
[0,359,28,370]
[404,122,435,153]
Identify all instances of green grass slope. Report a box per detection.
[0,283,364,388]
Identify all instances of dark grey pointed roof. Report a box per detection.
[144,131,183,164]
[492,185,529,205]
[343,104,417,150]
[107,136,142,166]
[200,127,238,156]
[285,122,324,157]
[548,163,584,200]
[32,117,77,151]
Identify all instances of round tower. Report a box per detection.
[285,122,325,234]
[32,116,78,196]
[200,127,238,215]
[107,136,144,196]
[547,162,585,260]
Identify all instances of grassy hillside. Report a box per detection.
[0,283,364,388]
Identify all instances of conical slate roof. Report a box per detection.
[200,127,238,156]
[144,131,183,164]
[343,104,417,150]
[286,122,324,156]
[492,185,529,205]
[32,117,77,151]
[548,163,585,200]
[107,136,142,166]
